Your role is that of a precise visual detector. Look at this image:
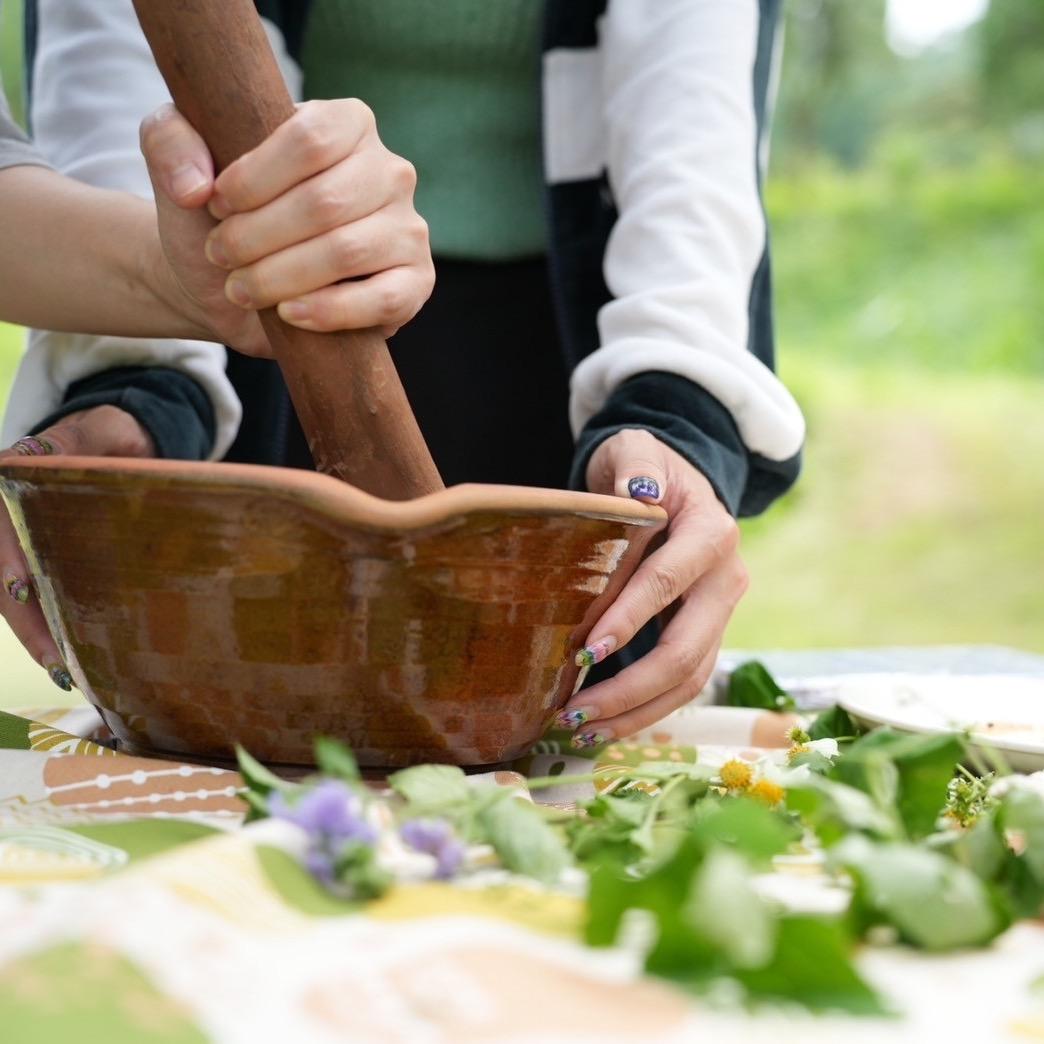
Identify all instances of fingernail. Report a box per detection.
[575,636,617,668]
[279,300,311,322]
[225,278,252,308]
[3,570,29,604]
[571,730,612,750]
[556,707,595,729]
[13,435,55,456]
[169,163,208,200]
[204,234,229,268]
[47,663,73,692]
[627,476,661,502]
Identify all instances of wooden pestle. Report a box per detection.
[132,0,443,500]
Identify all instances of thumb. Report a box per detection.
[589,430,668,505]
[140,103,215,212]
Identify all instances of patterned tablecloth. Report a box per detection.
[2,647,1044,1043]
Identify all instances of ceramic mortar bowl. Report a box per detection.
[0,458,665,767]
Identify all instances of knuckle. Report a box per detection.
[293,107,338,166]
[376,281,408,323]
[663,639,706,680]
[344,97,377,133]
[392,156,418,193]
[648,560,685,607]
[329,227,365,272]
[307,182,346,226]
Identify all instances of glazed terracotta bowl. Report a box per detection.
[0,458,664,767]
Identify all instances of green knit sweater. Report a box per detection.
[301,0,547,260]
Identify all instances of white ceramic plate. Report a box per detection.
[837,673,1044,773]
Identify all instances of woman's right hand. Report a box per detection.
[0,407,153,688]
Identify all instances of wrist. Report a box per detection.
[137,220,214,342]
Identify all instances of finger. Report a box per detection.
[277,265,434,334]
[210,98,375,219]
[587,428,667,505]
[557,558,746,741]
[205,147,409,271]
[0,446,69,685]
[576,507,737,668]
[224,209,426,310]
[140,103,215,208]
[43,407,155,459]
[581,640,723,745]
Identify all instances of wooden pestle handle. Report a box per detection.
[132,0,443,500]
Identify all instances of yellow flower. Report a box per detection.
[749,779,785,806]
[719,759,754,791]
[787,744,809,764]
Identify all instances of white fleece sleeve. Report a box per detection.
[1,0,301,455]
[567,0,804,463]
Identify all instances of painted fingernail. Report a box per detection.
[47,663,73,692]
[13,435,55,456]
[571,730,612,750]
[627,476,661,502]
[204,234,229,269]
[169,162,208,200]
[556,707,594,729]
[279,300,311,322]
[3,570,29,604]
[225,278,251,308]
[575,636,617,668]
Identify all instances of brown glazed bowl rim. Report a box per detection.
[0,456,667,533]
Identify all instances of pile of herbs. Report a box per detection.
[237,664,1044,1017]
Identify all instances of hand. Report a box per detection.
[0,408,153,686]
[554,430,749,747]
[197,98,434,337]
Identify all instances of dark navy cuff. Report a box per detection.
[570,371,801,518]
[29,366,216,461]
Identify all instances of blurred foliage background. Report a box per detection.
[0,0,1042,709]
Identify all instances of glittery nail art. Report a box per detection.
[556,708,592,729]
[3,571,29,604]
[47,663,73,692]
[13,435,55,457]
[627,476,661,501]
[571,730,611,750]
[575,637,616,668]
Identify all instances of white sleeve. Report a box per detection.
[566,0,804,464]
[1,0,302,455]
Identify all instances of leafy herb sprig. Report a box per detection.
[236,662,1044,1017]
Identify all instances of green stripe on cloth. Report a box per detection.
[0,710,31,750]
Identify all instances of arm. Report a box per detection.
[554,0,802,742]
[567,0,804,517]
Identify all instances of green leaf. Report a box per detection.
[808,704,859,741]
[999,788,1044,882]
[934,814,1007,880]
[313,736,361,783]
[787,748,836,775]
[235,745,294,799]
[387,764,470,808]
[726,661,796,712]
[734,915,888,1015]
[833,729,966,838]
[684,848,777,968]
[478,794,572,884]
[833,834,1011,950]
[688,796,801,867]
[786,774,898,846]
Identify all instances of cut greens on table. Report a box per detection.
[236,662,1044,1017]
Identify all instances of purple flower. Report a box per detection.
[269,780,377,846]
[400,818,465,880]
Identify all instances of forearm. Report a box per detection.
[0,165,212,339]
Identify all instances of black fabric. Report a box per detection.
[223,257,575,487]
[29,365,215,461]
[570,371,801,518]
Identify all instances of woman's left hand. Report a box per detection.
[555,429,749,747]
